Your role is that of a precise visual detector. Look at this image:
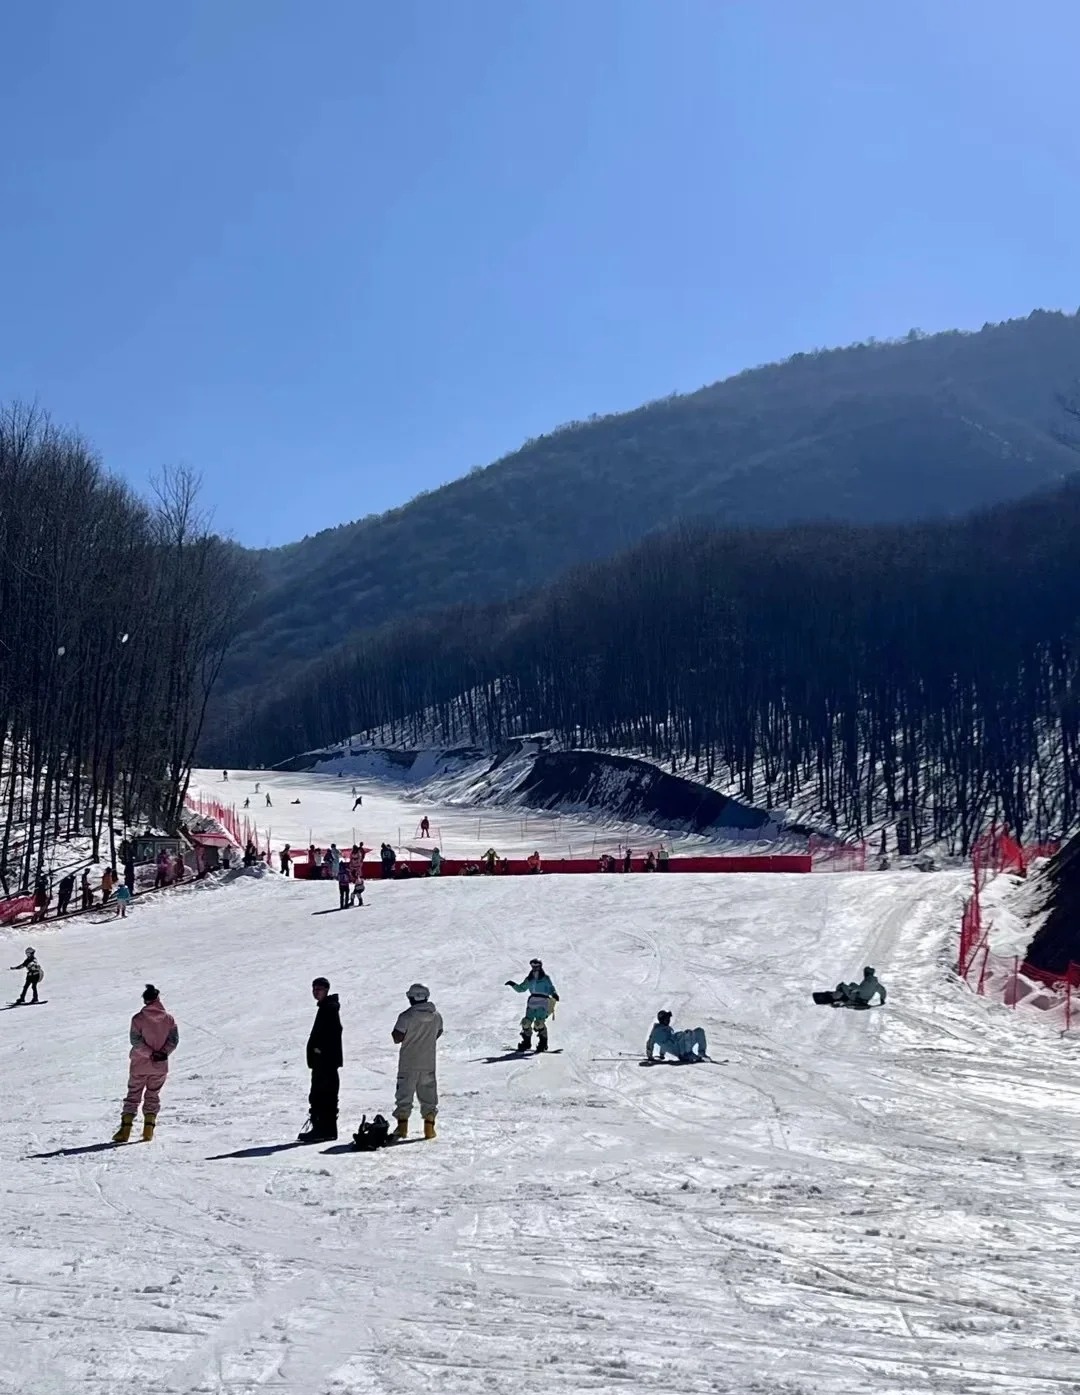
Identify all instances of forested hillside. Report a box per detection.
[0,406,250,891]
[217,475,1080,853]
[220,309,1080,715]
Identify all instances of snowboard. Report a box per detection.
[812,992,876,1010]
[3,1000,47,1009]
[640,1056,724,1066]
[484,1048,564,1063]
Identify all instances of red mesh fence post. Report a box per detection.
[1012,956,1019,1008]
[1067,982,1072,1034]
[977,943,990,995]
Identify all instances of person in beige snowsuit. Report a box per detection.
[391,983,443,1140]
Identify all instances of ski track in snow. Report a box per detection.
[2,772,1080,1393]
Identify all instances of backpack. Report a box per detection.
[351,1113,390,1151]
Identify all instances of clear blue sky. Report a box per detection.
[2,0,1078,546]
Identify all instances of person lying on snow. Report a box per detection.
[831,966,887,1008]
[645,1009,708,1063]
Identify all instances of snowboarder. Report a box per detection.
[57,871,75,916]
[254,783,260,794]
[336,859,352,909]
[506,959,559,1052]
[645,1010,708,1063]
[280,845,292,877]
[824,966,887,1008]
[112,985,179,1142]
[10,947,43,1004]
[265,793,272,807]
[419,816,430,838]
[243,797,250,809]
[352,796,363,811]
[391,983,443,1140]
[291,798,301,805]
[115,882,132,918]
[222,770,228,781]
[300,977,342,1143]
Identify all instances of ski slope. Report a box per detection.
[3,854,1080,1392]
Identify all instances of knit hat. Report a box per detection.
[406,983,430,1002]
[142,984,159,1003]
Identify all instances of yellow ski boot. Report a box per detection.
[423,1117,437,1141]
[112,1113,134,1143]
[394,1117,408,1140]
[141,1115,157,1142]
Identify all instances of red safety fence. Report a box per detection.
[957,826,1069,1029]
[809,836,867,872]
[292,852,812,879]
[0,895,37,925]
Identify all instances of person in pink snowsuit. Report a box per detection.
[113,984,179,1142]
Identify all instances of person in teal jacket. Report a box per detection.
[645,1010,707,1063]
[506,959,559,1052]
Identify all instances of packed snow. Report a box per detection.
[3,773,1080,1394]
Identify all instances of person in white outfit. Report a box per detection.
[391,983,443,1140]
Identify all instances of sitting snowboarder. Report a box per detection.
[818,966,887,1008]
[506,958,559,1052]
[645,1009,708,1063]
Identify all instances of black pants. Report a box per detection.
[338,883,350,908]
[57,891,71,916]
[309,1066,339,1134]
[18,973,39,1003]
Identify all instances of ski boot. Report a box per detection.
[423,1117,436,1140]
[535,1031,548,1053]
[394,1117,409,1140]
[112,1113,135,1143]
[142,1115,157,1142]
[517,1034,532,1053]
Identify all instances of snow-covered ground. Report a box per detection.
[4,775,1080,1393]
[191,765,787,863]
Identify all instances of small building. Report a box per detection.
[132,834,183,867]
[189,831,234,874]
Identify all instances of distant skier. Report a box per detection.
[336,859,352,909]
[57,871,75,917]
[222,770,228,781]
[243,797,250,809]
[280,845,292,877]
[391,983,443,1140]
[254,783,260,794]
[419,816,430,838]
[352,796,363,811]
[645,1010,708,1063]
[10,947,44,1005]
[299,977,342,1143]
[506,959,559,1053]
[112,984,179,1142]
[265,793,272,807]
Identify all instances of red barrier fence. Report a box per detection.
[809,837,867,872]
[957,827,1070,1029]
[293,852,812,880]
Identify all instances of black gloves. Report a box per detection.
[150,1049,168,1063]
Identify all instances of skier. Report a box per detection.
[352,796,363,811]
[645,1010,708,1063]
[254,783,260,794]
[243,797,250,809]
[112,985,179,1142]
[300,977,342,1143]
[336,858,352,909]
[115,882,132,918]
[419,816,430,838]
[265,793,272,807]
[830,966,887,1008]
[223,770,228,781]
[57,871,75,916]
[10,947,44,1005]
[506,959,559,1052]
[391,983,443,1140]
[280,845,292,877]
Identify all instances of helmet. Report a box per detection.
[24,946,35,955]
[657,1009,672,1025]
[863,966,875,977]
[407,983,430,1002]
[529,958,543,969]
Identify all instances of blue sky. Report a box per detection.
[2,0,1078,546]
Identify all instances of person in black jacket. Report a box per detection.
[299,977,342,1142]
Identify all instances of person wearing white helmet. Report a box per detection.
[391,983,443,1140]
[10,947,44,1005]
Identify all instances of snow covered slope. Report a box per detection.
[3,836,1080,1392]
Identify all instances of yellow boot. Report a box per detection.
[394,1117,408,1140]
[141,1115,157,1142]
[112,1113,134,1143]
[423,1117,436,1141]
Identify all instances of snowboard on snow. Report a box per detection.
[812,992,876,1009]
[3,1000,48,1009]
[639,1056,723,1066]
[484,1047,564,1063]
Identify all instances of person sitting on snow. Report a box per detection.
[645,1009,708,1063]
[834,966,887,1007]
